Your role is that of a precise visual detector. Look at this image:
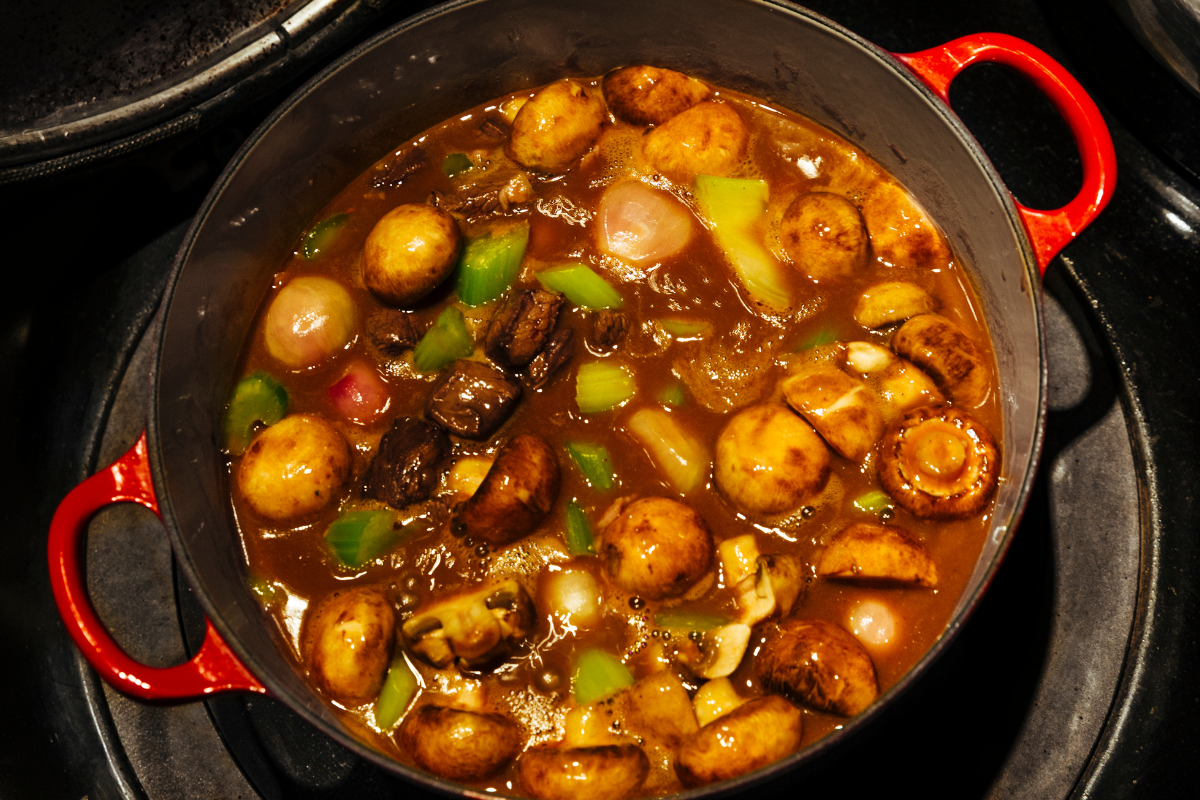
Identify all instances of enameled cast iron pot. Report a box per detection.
[49,0,1116,795]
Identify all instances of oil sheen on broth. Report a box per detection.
[225,66,1002,798]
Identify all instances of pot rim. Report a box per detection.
[148,0,1048,795]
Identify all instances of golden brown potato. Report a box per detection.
[892,313,990,407]
[361,203,461,306]
[618,671,699,748]
[305,588,395,706]
[603,65,710,125]
[237,414,350,521]
[779,192,870,281]
[860,181,952,269]
[714,404,831,515]
[600,497,713,600]
[453,434,561,545]
[674,696,802,788]
[854,281,936,329]
[817,523,938,587]
[520,745,650,800]
[878,404,1000,520]
[402,579,535,669]
[507,79,607,171]
[782,364,885,462]
[398,704,523,781]
[755,618,879,716]
[642,101,749,184]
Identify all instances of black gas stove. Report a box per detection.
[2,1,1198,798]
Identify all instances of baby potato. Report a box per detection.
[520,744,650,800]
[507,79,608,172]
[263,276,356,369]
[860,181,952,269]
[642,101,749,185]
[399,704,523,781]
[714,404,831,515]
[674,696,802,788]
[305,588,395,707]
[237,414,350,521]
[779,192,870,281]
[603,65,711,125]
[755,618,879,716]
[600,497,713,600]
[361,203,461,306]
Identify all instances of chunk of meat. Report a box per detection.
[779,192,870,281]
[520,745,650,800]
[402,579,535,668]
[399,704,522,781]
[755,618,879,716]
[854,281,936,329]
[304,588,395,706]
[371,145,428,189]
[892,313,990,407]
[526,328,575,388]
[508,79,607,172]
[485,289,565,367]
[714,404,830,515]
[599,497,714,600]
[674,696,802,788]
[782,364,885,462]
[817,523,938,587]
[366,309,421,357]
[453,434,561,544]
[590,310,629,350]
[603,65,711,125]
[426,360,523,440]
[362,417,450,509]
[642,102,749,185]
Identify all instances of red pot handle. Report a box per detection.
[892,33,1117,275]
[48,431,267,701]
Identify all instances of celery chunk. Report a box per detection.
[565,442,614,490]
[575,361,635,413]
[301,213,350,260]
[537,264,624,309]
[412,307,473,372]
[455,223,530,306]
[565,501,596,556]
[374,655,419,729]
[853,490,892,514]
[324,510,406,568]
[654,611,731,631]
[224,372,288,455]
[573,649,634,704]
[442,152,473,178]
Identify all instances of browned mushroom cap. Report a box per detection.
[507,79,607,172]
[398,704,523,781]
[642,101,749,185]
[673,696,803,788]
[401,579,535,669]
[817,523,938,587]
[600,497,714,600]
[854,281,936,329]
[859,181,952,269]
[756,618,879,716]
[877,404,1000,520]
[238,414,351,521]
[519,744,650,800]
[779,193,870,281]
[714,404,831,515]
[453,434,561,544]
[603,66,711,125]
[305,588,395,707]
[362,204,462,306]
[782,364,885,462]
[892,313,990,407]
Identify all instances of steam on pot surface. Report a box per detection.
[222,66,1003,796]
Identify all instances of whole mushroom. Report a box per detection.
[362,203,462,306]
[714,404,830,515]
[398,704,523,781]
[507,79,608,172]
[674,696,803,788]
[237,414,350,521]
[755,618,879,716]
[599,497,713,600]
[520,744,650,800]
[304,588,395,707]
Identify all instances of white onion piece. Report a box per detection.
[596,181,694,266]
[627,408,709,493]
[847,598,898,654]
[328,361,390,424]
[542,569,602,628]
[264,276,356,368]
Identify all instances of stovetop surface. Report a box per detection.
[2,0,1198,798]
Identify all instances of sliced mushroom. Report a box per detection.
[817,523,938,587]
[892,313,990,407]
[453,434,561,544]
[782,365,885,462]
[507,80,607,172]
[779,192,870,281]
[717,534,760,586]
[692,623,752,679]
[736,553,803,626]
[362,203,462,306]
[603,65,711,125]
[305,588,395,707]
[860,181,952,269]
[642,101,749,185]
[520,745,650,800]
[755,618,879,716]
[691,676,748,727]
[877,404,1000,520]
[854,281,936,329]
[674,696,803,788]
[401,579,535,669]
[844,341,895,375]
[714,404,830,515]
[599,497,713,600]
[398,704,522,781]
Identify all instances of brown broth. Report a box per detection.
[228,76,1001,795]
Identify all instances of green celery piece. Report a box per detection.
[565,501,596,556]
[443,152,473,178]
[795,327,839,351]
[455,223,530,306]
[302,213,350,260]
[413,307,474,372]
[536,264,624,309]
[693,175,793,313]
[565,442,614,490]
[375,655,419,729]
[853,490,892,514]
[573,649,634,704]
[653,611,732,631]
[657,382,686,407]
[659,318,711,338]
[324,510,405,568]
[224,372,288,456]
[575,361,635,413]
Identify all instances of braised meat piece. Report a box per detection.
[366,310,422,357]
[427,360,523,440]
[590,310,629,350]
[526,329,575,389]
[371,145,428,189]
[485,289,566,367]
[363,418,450,509]
[478,116,511,141]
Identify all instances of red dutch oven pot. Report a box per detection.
[48,0,1116,794]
